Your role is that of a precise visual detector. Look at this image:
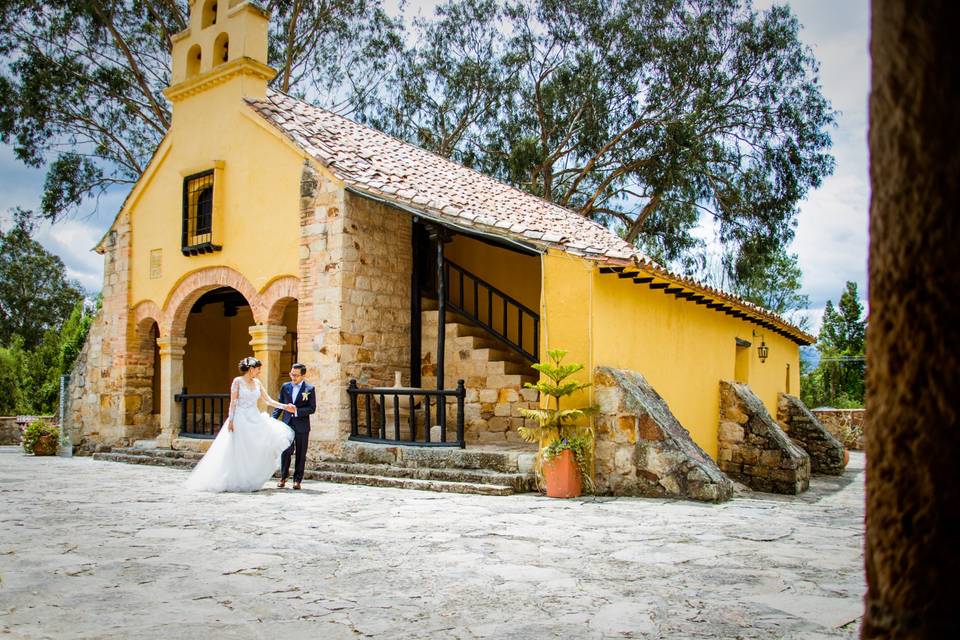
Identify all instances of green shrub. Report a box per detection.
[21,419,59,454]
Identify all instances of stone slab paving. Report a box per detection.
[0,446,865,639]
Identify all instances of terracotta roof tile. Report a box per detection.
[246,90,813,343]
[247,90,642,260]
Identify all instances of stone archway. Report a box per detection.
[162,266,265,336]
[260,276,301,395]
[125,301,163,440]
[156,267,264,446]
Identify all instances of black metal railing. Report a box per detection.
[443,258,539,362]
[347,379,466,448]
[174,388,229,438]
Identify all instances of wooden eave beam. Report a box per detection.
[649,282,669,290]
[633,276,653,284]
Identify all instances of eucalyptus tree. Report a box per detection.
[0,0,403,222]
[369,0,835,284]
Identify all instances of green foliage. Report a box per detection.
[365,0,836,290]
[2,0,833,297]
[21,418,59,454]
[517,349,595,489]
[729,247,811,328]
[0,338,29,415]
[0,221,95,414]
[60,296,99,374]
[0,221,84,349]
[0,0,403,222]
[800,281,866,408]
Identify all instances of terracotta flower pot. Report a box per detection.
[32,434,58,456]
[543,449,582,498]
[843,448,850,467]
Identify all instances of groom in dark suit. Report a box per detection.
[273,363,316,490]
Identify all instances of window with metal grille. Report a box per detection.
[181,170,221,255]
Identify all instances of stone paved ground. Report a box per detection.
[0,447,865,639]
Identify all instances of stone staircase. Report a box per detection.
[92,441,537,496]
[420,303,540,445]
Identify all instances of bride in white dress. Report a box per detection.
[185,357,296,492]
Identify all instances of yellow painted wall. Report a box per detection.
[540,249,802,460]
[127,78,305,313]
[445,235,541,355]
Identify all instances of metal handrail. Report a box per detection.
[174,388,229,438]
[347,379,466,448]
[443,258,539,362]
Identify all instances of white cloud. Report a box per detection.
[32,219,106,292]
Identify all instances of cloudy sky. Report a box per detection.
[0,0,870,332]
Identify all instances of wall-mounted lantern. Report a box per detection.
[753,330,769,363]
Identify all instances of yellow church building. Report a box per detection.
[68,1,837,499]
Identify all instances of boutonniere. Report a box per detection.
[301,390,310,401]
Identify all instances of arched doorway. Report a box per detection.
[268,299,299,396]
[180,286,255,436]
[124,311,162,441]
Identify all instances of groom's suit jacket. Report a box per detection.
[272,381,317,433]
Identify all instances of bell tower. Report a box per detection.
[164,0,276,104]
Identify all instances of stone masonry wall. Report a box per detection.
[295,162,347,452]
[812,408,865,450]
[63,213,134,452]
[340,193,412,392]
[777,394,846,475]
[718,381,810,495]
[0,417,21,446]
[594,367,734,502]
[421,313,539,444]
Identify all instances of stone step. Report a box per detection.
[93,451,198,468]
[113,447,205,460]
[340,441,532,473]
[308,460,534,491]
[303,470,516,496]
[449,334,499,352]
[93,447,535,495]
[463,346,515,362]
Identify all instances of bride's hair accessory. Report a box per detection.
[238,356,262,372]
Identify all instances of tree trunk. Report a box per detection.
[863,1,960,636]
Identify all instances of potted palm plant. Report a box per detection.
[22,419,60,456]
[518,349,595,498]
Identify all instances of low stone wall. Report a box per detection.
[0,416,57,447]
[718,381,810,495]
[594,368,734,502]
[777,394,846,475]
[812,409,865,450]
[0,417,22,445]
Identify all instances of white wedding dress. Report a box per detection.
[185,378,295,492]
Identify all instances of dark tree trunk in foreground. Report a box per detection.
[864,1,960,636]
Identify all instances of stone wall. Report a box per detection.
[340,192,412,392]
[812,408,865,450]
[777,394,846,475]
[63,212,136,452]
[278,165,416,455]
[294,162,347,451]
[718,381,810,495]
[0,417,21,445]
[594,368,734,502]
[421,313,539,444]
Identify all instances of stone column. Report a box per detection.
[155,335,187,448]
[249,324,287,397]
